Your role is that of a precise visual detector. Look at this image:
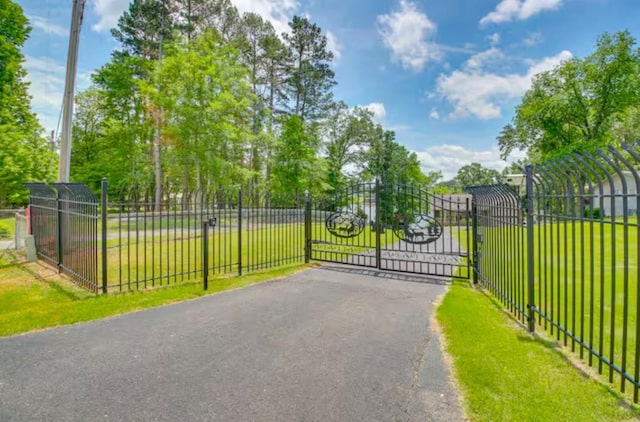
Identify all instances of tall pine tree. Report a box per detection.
[283,16,336,122]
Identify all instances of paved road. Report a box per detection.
[0,265,464,421]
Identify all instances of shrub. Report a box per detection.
[584,207,603,219]
[0,222,9,239]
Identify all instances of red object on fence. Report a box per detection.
[26,206,30,235]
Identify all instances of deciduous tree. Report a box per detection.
[499,31,640,161]
[0,0,56,206]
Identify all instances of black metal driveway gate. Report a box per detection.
[308,181,470,278]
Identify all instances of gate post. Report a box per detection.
[238,189,243,276]
[525,164,536,332]
[471,198,479,284]
[304,192,311,263]
[203,220,209,290]
[56,186,63,272]
[375,179,381,269]
[101,178,108,293]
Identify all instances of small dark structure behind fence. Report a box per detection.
[469,142,640,402]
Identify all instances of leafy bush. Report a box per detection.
[584,207,603,219]
[0,222,10,239]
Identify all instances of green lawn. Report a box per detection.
[452,218,640,402]
[105,213,238,233]
[0,259,311,338]
[105,223,306,290]
[437,279,637,421]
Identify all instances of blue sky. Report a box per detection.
[16,0,640,178]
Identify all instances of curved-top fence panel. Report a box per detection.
[469,141,640,402]
[24,183,58,267]
[25,182,99,293]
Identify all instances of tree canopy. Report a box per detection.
[68,1,431,200]
[0,0,56,206]
[499,30,640,162]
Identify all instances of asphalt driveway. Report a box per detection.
[0,265,464,421]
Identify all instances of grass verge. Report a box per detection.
[0,259,311,338]
[437,279,638,421]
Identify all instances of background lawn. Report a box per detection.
[103,222,394,291]
[0,216,16,240]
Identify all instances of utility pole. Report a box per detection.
[50,130,55,152]
[58,0,86,182]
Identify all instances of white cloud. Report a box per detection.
[28,16,68,37]
[377,0,441,72]
[488,32,501,46]
[387,124,411,132]
[364,102,386,125]
[232,0,298,36]
[523,32,543,47]
[24,56,92,132]
[414,144,525,180]
[24,56,65,131]
[480,0,563,26]
[91,0,131,32]
[435,48,572,120]
[429,108,440,120]
[90,0,299,34]
[326,31,342,61]
[464,47,504,70]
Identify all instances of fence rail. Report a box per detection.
[469,141,640,402]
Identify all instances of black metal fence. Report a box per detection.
[308,181,470,278]
[108,185,306,292]
[27,179,475,295]
[25,183,99,293]
[469,142,640,402]
[26,180,307,294]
